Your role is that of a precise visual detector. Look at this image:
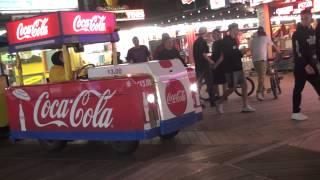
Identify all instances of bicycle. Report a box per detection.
[198,72,255,102]
[267,53,289,99]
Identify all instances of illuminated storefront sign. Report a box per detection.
[106,9,145,21]
[250,0,274,6]
[313,0,320,12]
[274,0,313,15]
[210,0,227,10]
[181,0,195,4]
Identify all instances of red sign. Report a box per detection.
[6,13,61,45]
[60,12,116,35]
[6,77,153,132]
[165,79,187,116]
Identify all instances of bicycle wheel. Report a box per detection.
[270,76,278,99]
[199,75,210,102]
[275,73,282,94]
[235,77,255,96]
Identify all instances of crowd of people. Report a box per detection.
[49,9,320,121]
[191,8,320,121]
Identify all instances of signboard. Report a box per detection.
[313,0,320,12]
[60,12,116,35]
[210,0,227,9]
[6,13,61,45]
[181,0,195,4]
[0,0,78,13]
[6,77,149,133]
[6,11,118,52]
[250,0,274,6]
[106,9,145,22]
[274,0,314,15]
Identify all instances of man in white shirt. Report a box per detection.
[250,27,280,101]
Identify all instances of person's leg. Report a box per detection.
[216,73,235,104]
[306,75,320,97]
[204,69,215,106]
[253,61,263,94]
[238,71,255,112]
[292,71,307,113]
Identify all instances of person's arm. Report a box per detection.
[213,53,224,69]
[144,46,151,61]
[268,37,280,53]
[202,42,214,65]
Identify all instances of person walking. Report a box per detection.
[249,26,280,101]
[291,9,320,121]
[214,23,255,113]
[211,29,226,100]
[193,27,215,107]
[126,36,151,63]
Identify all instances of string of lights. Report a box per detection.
[151,3,257,26]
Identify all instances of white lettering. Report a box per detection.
[16,18,49,40]
[33,89,116,129]
[167,90,187,105]
[72,15,106,32]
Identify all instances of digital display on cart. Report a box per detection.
[0,0,78,14]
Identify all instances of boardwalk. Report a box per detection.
[1,74,320,180]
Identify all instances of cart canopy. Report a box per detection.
[6,11,119,52]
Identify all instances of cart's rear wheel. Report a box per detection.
[111,141,139,154]
[160,130,179,140]
[38,140,67,153]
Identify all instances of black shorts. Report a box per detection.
[212,69,226,85]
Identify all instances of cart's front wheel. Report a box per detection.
[160,130,179,140]
[111,141,139,154]
[38,140,67,153]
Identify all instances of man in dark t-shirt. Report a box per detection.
[126,36,151,63]
[193,27,215,107]
[214,23,255,113]
[157,36,187,67]
[211,29,227,101]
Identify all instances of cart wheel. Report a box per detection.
[38,140,67,153]
[160,130,179,140]
[111,141,139,155]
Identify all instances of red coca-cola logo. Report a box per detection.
[165,79,187,116]
[72,15,106,32]
[16,18,49,40]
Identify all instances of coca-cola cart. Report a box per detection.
[5,11,202,154]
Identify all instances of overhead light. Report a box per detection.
[198,10,201,13]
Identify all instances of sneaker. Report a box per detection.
[256,93,264,101]
[291,113,308,121]
[215,103,224,114]
[242,105,256,113]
